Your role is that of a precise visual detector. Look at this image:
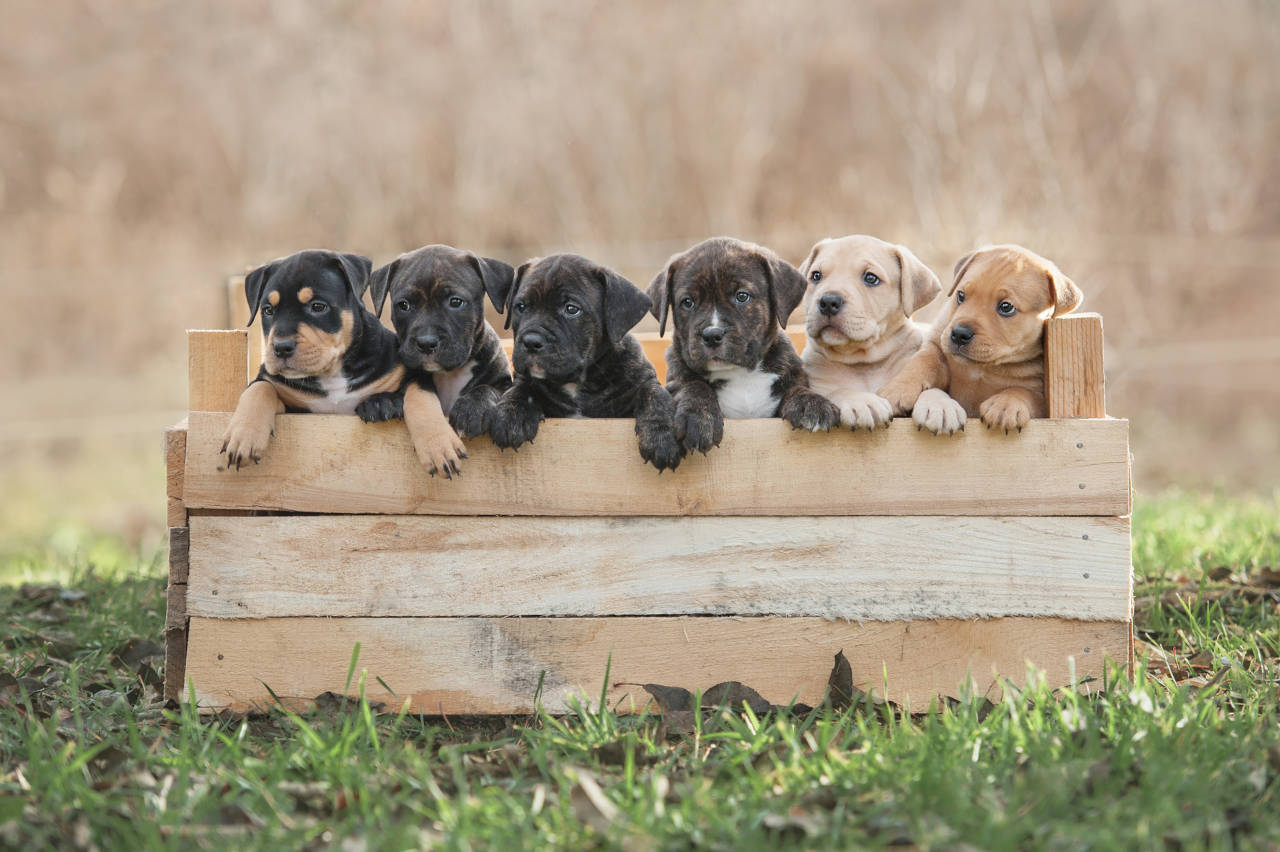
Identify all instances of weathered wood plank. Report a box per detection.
[184,616,1130,714]
[164,419,188,499]
[168,527,190,584]
[1046,313,1106,418]
[163,627,188,703]
[189,330,248,412]
[167,497,188,528]
[188,515,1132,621]
[183,413,1129,516]
[165,584,187,631]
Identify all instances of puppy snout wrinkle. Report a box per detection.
[414,333,440,354]
[520,331,547,353]
[272,339,296,358]
[818,293,843,317]
[701,326,725,347]
[950,325,974,346]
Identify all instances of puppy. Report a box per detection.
[369,245,515,478]
[647,237,839,453]
[878,244,1083,434]
[798,235,941,431]
[221,249,403,469]
[488,253,682,472]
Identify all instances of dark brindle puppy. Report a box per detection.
[368,244,515,478]
[647,237,839,453]
[488,253,683,471]
[221,249,403,469]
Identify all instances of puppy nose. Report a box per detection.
[950,325,974,346]
[520,331,546,353]
[701,326,725,347]
[272,339,296,358]
[414,333,440,354]
[818,293,843,317]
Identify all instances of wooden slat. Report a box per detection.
[1046,313,1106,418]
[167,498,188,528]
[164,419,188,499]
[169,527,190,584]
[185,616,1130,714]
[189,330,248,412]
[163,627,188,703]
[183,413,1129,516]
[188,515,1132,621]
[226,275,262,377]
[165,584,187,631]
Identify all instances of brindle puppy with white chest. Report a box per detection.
[220,249,403,469]
[647,237,839,454]
[488,253,683,472]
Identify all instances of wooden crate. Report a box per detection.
[164,313,1130,713]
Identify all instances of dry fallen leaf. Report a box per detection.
[570,770,621,835]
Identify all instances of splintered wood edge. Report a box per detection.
[184,616,1132,714]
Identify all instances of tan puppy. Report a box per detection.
[798,236,941,430]
[879,244,1083,434]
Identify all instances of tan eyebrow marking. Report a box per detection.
[297,287,314,303]
[267,291,280,306]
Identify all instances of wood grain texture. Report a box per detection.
[164,419,187,499]
[187,515,1132,621]
[184,616,1130,714]
[168,527,190,584]
[163,627,188,702]
[189,330,249,412]
[1046,313,1106,418]
[165,584,187,631]
[226,275,263,377]
[183,412,1129,516]
[167,497,187,528]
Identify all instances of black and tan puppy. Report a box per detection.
[221,249,403,469]
[488,253,682,471]
[368,244,516,478]
[647,237,839,453]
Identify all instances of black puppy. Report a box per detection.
[221,249,403,469]
[368,244,515,478]
[488,253,682,472]
[647,237,839,453]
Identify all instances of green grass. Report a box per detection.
[2,492,1278,849]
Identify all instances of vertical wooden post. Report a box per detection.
[226,275,262,377]
[188,329,249,412]
[1045,313,1106,418]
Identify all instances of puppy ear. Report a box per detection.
[646,255,678,337]
[1047,263,1083,316]
[894,244,941,316]
[504,262,532,330]
[243,259,278,326]
[797,239,827,280]
[598,266,652,346]
[761,250,807,329]
[335,253,373,304]
[947,249,981,297]
[368,259,399,319]
[470,254,516,314]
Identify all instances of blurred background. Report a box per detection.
[2,0,1277,559]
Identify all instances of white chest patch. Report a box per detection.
[710,365,779,419]
[432,361,477,416]
[305,374,364,414]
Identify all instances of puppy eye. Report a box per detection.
[262,305,275,318]
[679,297,695,310]
[957,289,965,304]
[734,291,751,304]
[394,299,411,312]
[309,301,329,314]
[515,302,527,313]
[563,303,581,317]
[997,300,1017,317]
[862,272,880,287]
[810,270,822,283]
[448,296,466,309]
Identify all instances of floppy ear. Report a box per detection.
[470,254,516,313]
[797,239,827,279]
[761,250,807,328]
[243,259,279,326]
[894,244,942,316]
[1046,263,1083,316]
[646,254,679,337]
[598,265,652,346]
[368,258,400,318]
[947,249,982,297]
[503,261,533,330]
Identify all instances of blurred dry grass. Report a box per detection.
[1,0,1277,549]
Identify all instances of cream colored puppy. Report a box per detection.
[798,235,941,430]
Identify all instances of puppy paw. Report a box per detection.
[980,392,1032,434]
[356,392,403,423]
[840,392,894,431]
[637,420,683,472]
[412,427,467,480]
[781,391,840,433]
[490,400,543,450]
[878,377,929,417]
[912,388,967,436]
[674,403,723,454]
[219,419,273,471]
[449,394,496,440]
